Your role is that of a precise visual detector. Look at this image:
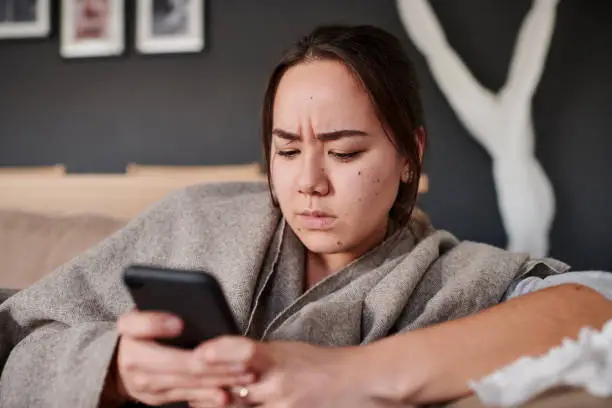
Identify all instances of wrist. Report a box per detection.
[357,333,434,404]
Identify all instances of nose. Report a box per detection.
[297,151,330,197]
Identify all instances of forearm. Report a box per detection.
[367,284,612,405]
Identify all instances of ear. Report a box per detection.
[400,167,411,183]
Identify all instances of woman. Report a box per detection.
[1,25,611,408]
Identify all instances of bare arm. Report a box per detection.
[183,283,612,408]
[366,283,612,405]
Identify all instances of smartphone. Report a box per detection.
[123,264,240,349]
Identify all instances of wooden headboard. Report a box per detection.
[0,164,266,219]
[0,175,222,219]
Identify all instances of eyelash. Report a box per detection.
[276,150,363,161]
[276,150,299,158]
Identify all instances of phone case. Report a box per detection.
[123,265,240,349]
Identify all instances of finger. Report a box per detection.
[128,372,255,395]
[237,378,278,405]
[187,389,232,408]
[117,310,183,339]
[138,387,229,408]
[120,338,206,375]
[165,387,230,407]
[197,336,271,368]
[188,402,223,408]
[189,401,223,408]
[121,338,255,376]
[200,372,256,389]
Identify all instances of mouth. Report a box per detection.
[296,210,337,230]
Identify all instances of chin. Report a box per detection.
[294,229,349,254]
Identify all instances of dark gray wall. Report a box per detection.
[1,0,611,270]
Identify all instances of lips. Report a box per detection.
[296,210,336,230]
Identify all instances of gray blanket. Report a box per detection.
[0,182,569,407]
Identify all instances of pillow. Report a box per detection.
[0,210,126,290]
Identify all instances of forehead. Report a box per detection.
[272,60,378,129]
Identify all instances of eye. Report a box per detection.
[277,149,300,159]
[330,151,363,161]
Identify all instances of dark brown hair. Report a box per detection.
[261,24,426,225]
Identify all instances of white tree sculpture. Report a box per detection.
[397,0,560,257]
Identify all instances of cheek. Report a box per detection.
[337,165,399,214]
[270,159,294,201]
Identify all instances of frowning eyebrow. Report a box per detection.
[272,128,369,142]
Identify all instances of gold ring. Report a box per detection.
[238,386,249,399]
[229,386,250,400]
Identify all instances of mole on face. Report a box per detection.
[358,171,362,176]
[336,240,342,247]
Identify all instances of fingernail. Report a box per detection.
[164,317,181,332]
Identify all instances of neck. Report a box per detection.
[305,218,390,288]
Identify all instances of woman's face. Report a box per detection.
[270,59,408,257]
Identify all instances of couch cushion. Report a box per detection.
[0,210,126,290]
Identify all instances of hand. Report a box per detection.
[114,310,255,407]
[200,337,409,408]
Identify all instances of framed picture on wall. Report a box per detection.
[60,0,125,58]
[136,0,204,54]
[0,0,50,39]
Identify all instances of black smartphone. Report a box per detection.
[123,264,240,349]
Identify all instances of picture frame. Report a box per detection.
[60,0,125,58]
[136,0,204,54]
[0,0,50,39]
